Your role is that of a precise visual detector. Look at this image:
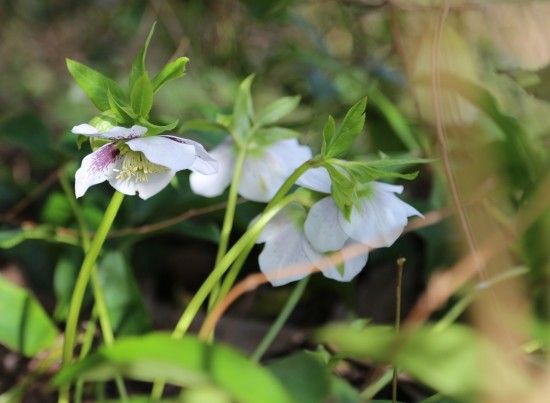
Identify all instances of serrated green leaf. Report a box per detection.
[321,115,336,156]
[67,59,127,111]
[138,118,178,136]
[255,95,300,127]
[232,75,255,141]
[0,277,59,357]
[130,74,154,118]
[129,22,156,91]
[324,97,367,158]
[53,334,293,403]
[152,57,189,92]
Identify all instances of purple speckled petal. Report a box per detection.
[75,143,119,197]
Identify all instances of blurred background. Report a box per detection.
[1,0,549,401]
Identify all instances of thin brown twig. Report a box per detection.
[430,2,483,274]
[108,200,237,238]
[2,168,61,220]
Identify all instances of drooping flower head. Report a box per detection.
[73,124,217,199]
[299,167,422,251]
[189,138,311,203]
[255,204,369,286]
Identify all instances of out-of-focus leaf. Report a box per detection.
[66,59,126,111]
[254,127,301,146]
[152,57,190,92]
[53,254,80,321]
[0,227,78,249]
[98,252,150,335]
[268,351,331,403]
[232,75,255,140]
[173,221,220,243]
[317,324,480,399]
[0,277,58,356]
[40,192,72,226]
[255,96,300,127]
[53,334,294,403]
[130,74,154,119]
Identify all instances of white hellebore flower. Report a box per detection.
[256,204,369,286]
[73,124,218,199]
[189,138,311,202]
[298,167,422,252]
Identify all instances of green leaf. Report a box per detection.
[317,324,480,399]
[255,95,300,127]
[40,192,72,226]
[0,227,78,248]
[66,58,126,111]
[323,163,355,220]
[321,115,336,156]
[253,127,301,146]
[53,254,80,321]
[268,351,331,403]
[129,22,156,91]
[152,57,190,92]
[108,89,136,123]
[323,97,367,158]
[138,118,178,136]
[98,252,150,335]
[131,74,154,118]
[0,277,59,356]
[232,75,255,141]
[53,334,294,403]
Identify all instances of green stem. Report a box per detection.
[251,276,309,362]
[150,195,296,400]
[214,159,315,306]
[392,258,405,403]
[60,175,128,401]
[59,191,125,403]
[208,147,247,309]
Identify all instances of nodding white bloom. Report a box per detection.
[298,167,422,252]
[255,204,369,286]
[73,124,217,199]
[189,138,311,202]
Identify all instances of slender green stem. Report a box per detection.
[393,257,405,403]
[75,314,97,403]
[60,175,128,401]
[251,276,309,362]
[214,159,316,306]
[208,147,247,309]
[150,195,296,400]
[59,191,124,403]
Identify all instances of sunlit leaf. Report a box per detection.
[129,22,156,91]
[232,75,255,140]
[53,334,294,403]
[152,57,190,92]
[130,74,154,118]
[66,59,127,111]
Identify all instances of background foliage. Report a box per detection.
[1,0,549,402]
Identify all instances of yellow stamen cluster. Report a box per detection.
[115,147,167,182]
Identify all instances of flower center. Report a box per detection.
[115,147,167,182]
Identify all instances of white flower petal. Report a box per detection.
[164,136,218,175]
[72,124,146,140]
[321,241,369,282]
[126,136,196,172]
[258,221,314,286]
[339,185,421,248]
[304,197,348,252]
[107,158,176,200]
[239,139,311,202]
[74,143,119,198]
[297,167,332,193]
[268,138,312,172]
[189,141,235,197]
